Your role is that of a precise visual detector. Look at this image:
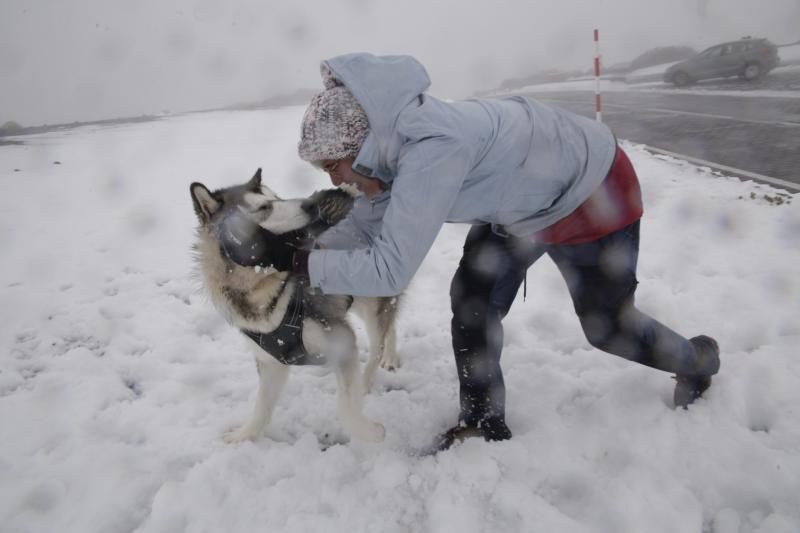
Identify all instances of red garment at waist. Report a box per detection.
[535,146,643,245]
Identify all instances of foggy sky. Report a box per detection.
[2,0,798,127]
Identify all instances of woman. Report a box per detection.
[219,53,720,450]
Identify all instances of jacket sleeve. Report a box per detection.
[314,194,388,250]
[308,137,471,296]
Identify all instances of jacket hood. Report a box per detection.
[321,53,431,182]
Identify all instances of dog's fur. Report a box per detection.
[190,169,400,443]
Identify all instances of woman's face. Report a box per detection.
[321,157,384,198]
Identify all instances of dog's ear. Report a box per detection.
[249,168,283,200]
[246,168,262,192]
[190,182,222,223]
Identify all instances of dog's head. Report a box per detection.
[190,168,317,237]
[189,168,356,325]
[191,168,356,241]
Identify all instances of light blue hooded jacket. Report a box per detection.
[309,53,617,297]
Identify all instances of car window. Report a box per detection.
[701,46,722,58]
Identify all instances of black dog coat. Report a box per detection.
[241,281,327,366]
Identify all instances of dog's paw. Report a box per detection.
[222,425,261,444]
[379,354,401,372]
[356,421,386,443]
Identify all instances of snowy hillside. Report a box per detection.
[1,107,799,533]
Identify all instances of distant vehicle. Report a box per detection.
[663,37,780,86]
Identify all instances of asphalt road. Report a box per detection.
[522,85,800,189]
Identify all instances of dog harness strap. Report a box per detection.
[241,281,327,366]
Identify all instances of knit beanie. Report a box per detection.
[297,67,370,163]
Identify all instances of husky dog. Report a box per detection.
[190,169,400,443]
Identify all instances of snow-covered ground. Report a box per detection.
[1,107,799,533]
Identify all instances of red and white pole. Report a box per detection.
[593,28,602,122]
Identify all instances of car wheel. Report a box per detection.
[742,62,762,81]
[673,71,691,87]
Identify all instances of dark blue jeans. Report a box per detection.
[450,221,700,426]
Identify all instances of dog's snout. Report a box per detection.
[301,199,317,214]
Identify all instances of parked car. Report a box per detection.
[663,37,780,86]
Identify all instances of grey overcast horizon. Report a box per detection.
[1,0,798,127]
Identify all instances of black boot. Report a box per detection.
[673,374,713,409]
[429,417,512,453]
[674,335,720,409]
[430,424,485,452]
[480,416,512,441]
